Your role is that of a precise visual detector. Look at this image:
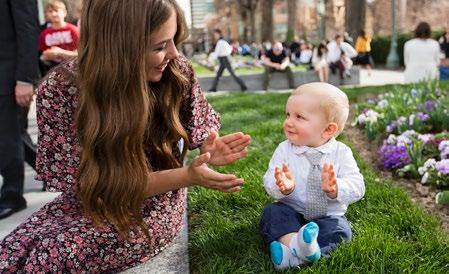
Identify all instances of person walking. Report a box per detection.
[208,29,247,92]
[0,0,40,219]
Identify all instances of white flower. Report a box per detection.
[357,114,366,124]
[402,130,417,138]
[408,114,415,126]
[421,172,429,184]
[386,134,397,145]
[376,99,389,109]
[398,116,407,125]
[424,158,437,169]
[438,140,449,152]
[397,135,412,147]
[418,166,427,176]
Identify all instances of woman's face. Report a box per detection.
[146,10,179,82]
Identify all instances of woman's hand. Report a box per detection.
[200,131,251,166]
[187,152,244,193]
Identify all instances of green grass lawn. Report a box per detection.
[188,90,449,273]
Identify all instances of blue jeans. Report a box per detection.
[260,202,352,256]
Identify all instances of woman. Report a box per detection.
[312,43,329,82]
[404,22,440,83]
[0,0,251,272]
[354,30,372,75]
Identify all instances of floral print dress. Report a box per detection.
[0,55,220,273]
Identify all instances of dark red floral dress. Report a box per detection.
[0,55,220,273]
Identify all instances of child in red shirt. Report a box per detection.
[39,0,79,71]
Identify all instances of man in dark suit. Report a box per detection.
[0,0,40,219]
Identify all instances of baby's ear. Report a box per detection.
[322,122,338,139]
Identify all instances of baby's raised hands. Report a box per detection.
[275,163,296,195]
[321,163,337,199]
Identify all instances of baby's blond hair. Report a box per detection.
[292,82,349,136]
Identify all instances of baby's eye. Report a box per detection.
[286,112,290,117]
[296,114,304,119]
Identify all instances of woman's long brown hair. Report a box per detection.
[76,0,189,237]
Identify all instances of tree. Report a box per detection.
[286,0,297,42]
[345,0,366,41]
[261,0,274,42]
[237,0,260,43]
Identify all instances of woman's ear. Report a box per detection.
[322,122,338,139]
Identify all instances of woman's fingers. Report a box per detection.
[230,140,251,153]
[224,149,249,163]
[192,152,211,167]
[220,132,245,144]
[227,135,251,149]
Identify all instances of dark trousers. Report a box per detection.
[263,66,295,90]
[0,94,25,198]
[329,61,346,80]
[210,56,247,91]
[260,202,352,256]
[20,107,36,170]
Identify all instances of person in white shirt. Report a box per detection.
[260,82,365,270]
[404,22,440,83]
[312,43,329,82]
[327,34,357,80]
[208,29,247,92]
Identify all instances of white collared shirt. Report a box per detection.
[213,39,233,57]
[263,138,365,216]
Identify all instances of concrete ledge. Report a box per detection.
[198,67,360,91]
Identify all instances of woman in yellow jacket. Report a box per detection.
[355,30,372,75]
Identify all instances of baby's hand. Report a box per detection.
[321,163,337,199]
[275,163,295,195]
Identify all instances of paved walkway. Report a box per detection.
[0,67,404,272]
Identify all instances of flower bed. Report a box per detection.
[353,82,449,205]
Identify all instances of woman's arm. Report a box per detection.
[145,152,244,197]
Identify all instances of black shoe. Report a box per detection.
[208,88,217,92]
[0,193,27,219]
[241,86,247,92]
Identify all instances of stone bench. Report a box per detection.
[198,67,360,91]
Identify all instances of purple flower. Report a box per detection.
[416,112,430,121]
[425,100,435,111]
[362,107,370,114]
[410,89,418,97]
[439,140,449,159]
[386,121,397,133]
[435,159,449,175]
[379,142,411,170]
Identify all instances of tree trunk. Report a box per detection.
[287,0,297,42]
[344,0,366,41]
[261,0,273,42]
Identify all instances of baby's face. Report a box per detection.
[283,94,328,147]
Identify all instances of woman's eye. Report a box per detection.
[156,43,167,51]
